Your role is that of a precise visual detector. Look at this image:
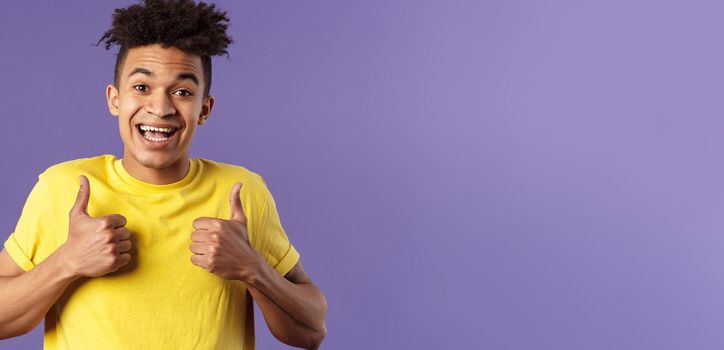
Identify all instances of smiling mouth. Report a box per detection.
[137,124,179,142]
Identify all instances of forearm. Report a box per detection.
[246,262,327,332]
[247,285,325,349]
[0,247,78,339]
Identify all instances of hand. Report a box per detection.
[190,182,261,281]
[60,175,132,278]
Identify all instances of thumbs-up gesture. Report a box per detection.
[190,183,261,281]
[59,176,133,278]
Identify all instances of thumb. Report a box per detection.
[71,175,91,216]
[229,182,246,224]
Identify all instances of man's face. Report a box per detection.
[106,44,214,174]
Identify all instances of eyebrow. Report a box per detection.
[128,67,199,86]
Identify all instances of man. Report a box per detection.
[0,0,327,349]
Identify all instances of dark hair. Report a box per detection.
[96,0,232,97]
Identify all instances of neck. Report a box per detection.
[121,155,190,185]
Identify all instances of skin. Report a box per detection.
[106,44,214,185]
[0,44,327,349]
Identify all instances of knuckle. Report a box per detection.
[97,217,112,229]
[194,217,210,228]
[101,231,115,242]
[103,245,116,255]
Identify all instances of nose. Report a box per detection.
[144,91,176,118]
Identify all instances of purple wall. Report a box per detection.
[1,0,723,349]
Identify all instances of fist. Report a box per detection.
[62,175,133,278]
[190,182,261,281]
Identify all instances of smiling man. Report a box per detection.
[0,1,327,349]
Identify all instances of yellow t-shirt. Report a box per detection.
[4,155,300,349]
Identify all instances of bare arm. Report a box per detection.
[246,261,327,349]
[190,183,327,349]
[0,176,133,339]
[0,248,78,338]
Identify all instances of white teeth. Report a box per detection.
[139,124,176,133]
[142,133,169,142]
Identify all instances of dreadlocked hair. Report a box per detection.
[96,0,233,97]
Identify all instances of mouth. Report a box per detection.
[136,124,180,142]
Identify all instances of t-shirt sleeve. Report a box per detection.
[252,189,300,277]
[4,174,55,272]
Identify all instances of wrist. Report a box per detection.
[52,244,81,281]
[239,257,267,287]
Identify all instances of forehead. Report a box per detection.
[120,44,203,80]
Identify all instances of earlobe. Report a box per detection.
[106,84,120,117]
[198,95,215,125]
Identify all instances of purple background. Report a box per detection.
[1,0,723,349]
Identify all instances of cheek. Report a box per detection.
[120,122,133,134]
[118,95,143,116]
[182,124,197,140]
[116,97,141,135]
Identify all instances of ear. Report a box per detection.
[197,95,215,125]
[106,84,120,117]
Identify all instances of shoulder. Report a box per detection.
[195,158,270,195]
[21,155,115,211]
[40,155,116,185]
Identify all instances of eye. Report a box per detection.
[133,84,148,92]
[173,89,193,97]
